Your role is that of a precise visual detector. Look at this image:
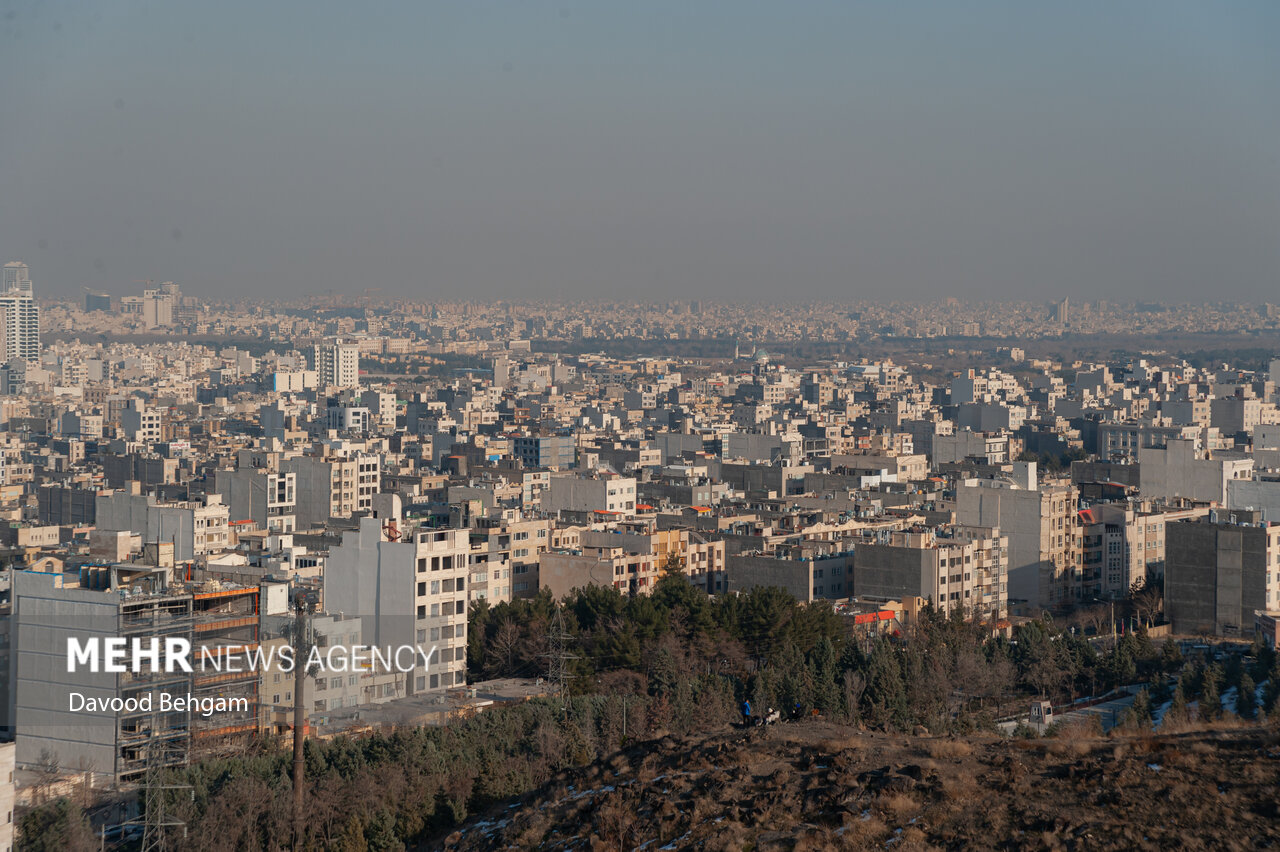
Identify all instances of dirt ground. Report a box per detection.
[443,719,1280,851]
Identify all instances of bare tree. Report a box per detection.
[1129,578,1163,628]
[34,748,61,804]
[491,619,523,675]
[843,670,866,724]
[1083,605,1110,638]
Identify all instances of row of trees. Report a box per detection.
[467,576,1247,728]
[20,577,1278,850]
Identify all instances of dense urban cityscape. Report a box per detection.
[6,1,1280,848]
[0,263,1276,847]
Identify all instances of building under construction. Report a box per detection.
[7,564,262,786]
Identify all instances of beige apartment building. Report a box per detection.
[956,464,1080,611]
[853,526,1007,620]
[1079,501,1209,599]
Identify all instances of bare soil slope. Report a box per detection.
[444,720,1280,851]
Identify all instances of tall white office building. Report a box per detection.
[311,338,360,388]
[0,262,40,361]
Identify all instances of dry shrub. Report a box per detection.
[1039,830,1069,851]
[897,825,935,851]
[875,791,920,820]
[926,739,973,759]
[942,769,980,799]
[1045,731,1094,758]
[820,736,861,753]
[836,815,889,849]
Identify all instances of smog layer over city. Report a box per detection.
[2,2,1279,850]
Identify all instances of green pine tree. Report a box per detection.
[1237,672,1257,720]
[1261,656,1280,716]
[1159,638,1183,674]
[1163,677,1189,728]
[1200,666,1222,721]
[1130,687,1153,726]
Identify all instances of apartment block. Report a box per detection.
[956,464,1080,610]
[1166,515,1280,636]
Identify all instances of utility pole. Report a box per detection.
[1093,596,1116,648]
[291,589,315,850]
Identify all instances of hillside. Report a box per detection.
[443,719,1280,851]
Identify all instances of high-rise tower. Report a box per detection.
[0,262,40,361]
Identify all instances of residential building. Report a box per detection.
[542,474,637,519]
[214,467,298,533]
[312,339,360,389]
[9,566,260,785]
[1165,514,1280,636]
[956,463,1081,610]
[0,262,39,362]
[323,499,469,696]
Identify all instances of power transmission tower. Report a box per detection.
[105,733,191,852]
[543,607,577,720]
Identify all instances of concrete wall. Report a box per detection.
[957,484,1041,606]
[0,741,13,851]
[285,456,332,530]
[11,571,122,782]
[324,518,416,650]
[725,554,813,602]
[1138,440,1250,505]
[853,544,931,603]
[538,553,621,598]
[1166,521,1269,636]
[1227,480,1280,523]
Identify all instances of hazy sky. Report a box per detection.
[2,2,1278,302]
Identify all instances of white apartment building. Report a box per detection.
[121,400,164,443]
[0,262,39,362]
[214,467,298,532]
[324,499,469,697]
[312,339,360,389]
[542,474,637,518]
[284,452,380,529]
